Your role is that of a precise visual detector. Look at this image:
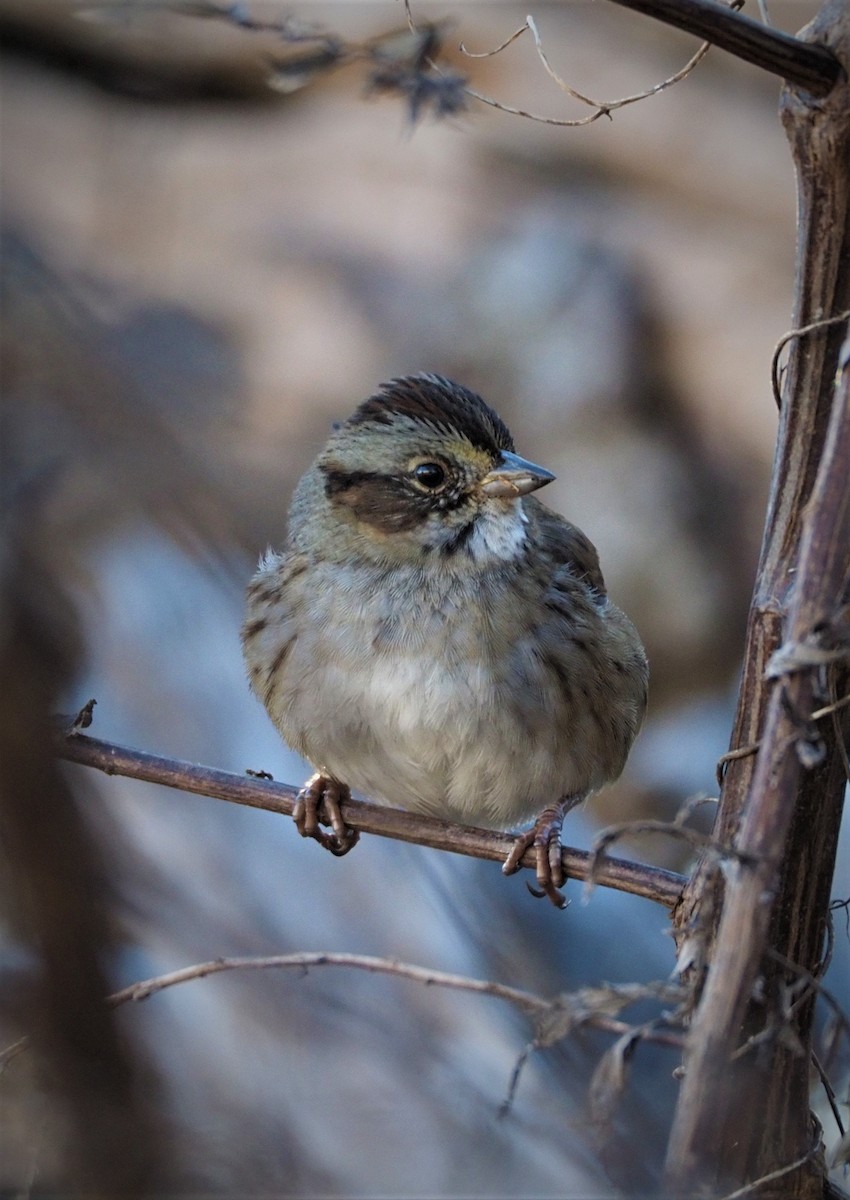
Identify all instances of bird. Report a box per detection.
[242,374,648,906]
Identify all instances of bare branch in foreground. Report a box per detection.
[108,952,546,1012]
[2,952,686,1118]
[56,729,686,908]
[105,952,687,1058]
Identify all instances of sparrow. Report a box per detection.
[242,374,648,906]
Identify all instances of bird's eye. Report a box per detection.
[412,462,446,490]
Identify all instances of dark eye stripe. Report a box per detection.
[321,463,471,534]
[322,466,430,533]
[322,467,380,497]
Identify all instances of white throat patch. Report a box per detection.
[468,501,528,563]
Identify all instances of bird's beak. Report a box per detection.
[479,450,556,498]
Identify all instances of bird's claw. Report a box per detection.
[502,803,572,909]
[293,774,359,857]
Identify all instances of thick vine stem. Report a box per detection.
[664,1,850,1190]
[605,0,843,96]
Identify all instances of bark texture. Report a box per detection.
[665,1,850,1194]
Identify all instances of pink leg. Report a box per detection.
[293,774,359,857]
[502,794,584,909]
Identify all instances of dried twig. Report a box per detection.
[811,1050,846,1140]
[716,741,761,786]
[0,950,691,1133]
[107,952,547,1012]
[586,801,760,900]
[455,10,725,129]
[765,947,850,1048]
[771,310,850,408]
[55,728,686,909]
[107,953,687,1047]
[716,687,850,786]
[100,952,688,1123]
[828,668,850,787]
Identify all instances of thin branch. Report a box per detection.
[108,953,685,1051]
[587,819,759,901]
[828,665,850,787]
[500,1007,685,1119]
[811,1050,846,1140]
[810,690,850,722]
[525,12,718,112]
[462,86,606,129]
[716,688,850,787]
[605,0,843,97]
[457,11,720,128]
[459,22,528,59]
[107,953,548,1012]
[56,729,686,908]
[0,954,688,1107]
[765,947,850,1047]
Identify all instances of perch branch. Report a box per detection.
[56,731,685,909]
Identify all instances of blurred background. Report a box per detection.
[2,0,848,1195]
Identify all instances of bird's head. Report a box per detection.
[292,374,555,566]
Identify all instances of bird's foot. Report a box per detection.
[502,795,583,909]
[293,774,359,857]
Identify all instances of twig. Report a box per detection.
[107,952,549,1012]
[109,953,687,1051]
[828,668,850,786]
[765,947,850,1047]
[108,954,688,1115]
[56,731,686,908]
[461,86,608,129]
[499,1040,536,1117]
[456,11,721,128]
[716,688,850,787]
[0,953,687,1111]
[716,740,761,786]
[526,10,718,112]
[587,817,757,899]
[811,1050,846,1140]
[810,691,850,722]
[771,310,850,408]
